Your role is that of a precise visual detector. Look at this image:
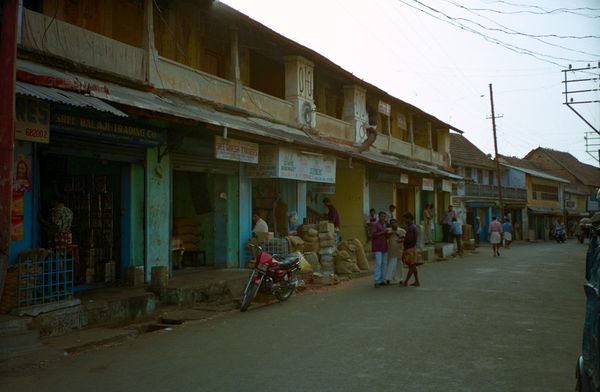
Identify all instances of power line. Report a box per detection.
[480,0,600,18]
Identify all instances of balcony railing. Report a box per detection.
[456,183,527,200]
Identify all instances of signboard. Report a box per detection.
[378,100,391,116]
[441,179,452,193]
[15,96,50,143]
[422,178,434,191]
[52,113,165,146]
[588,195,600,212]
[400,173,409,184]
[249,146,336,184]
[312,184,336,194]
[214,136,259,164]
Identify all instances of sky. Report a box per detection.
[219,0,600,166]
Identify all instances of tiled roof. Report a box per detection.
[499,155,569,183]
[525,148,600,187]
[449,133,495,169]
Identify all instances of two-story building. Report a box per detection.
[450,133,527,241]
[499,156,569,241]
[524,148,600,235]
[7,0,461,292]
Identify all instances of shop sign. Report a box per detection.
[52,112,165,146]
[249,146,336,184]
[422,178,434,191]
[378,100,391,116]
[214,136,259,164]
[312,184,336,194]
[15,96,50,143]
[400,173,409,184]
[441,179,452,193]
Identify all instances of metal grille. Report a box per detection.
[260,239,289,258]
[18,252,74,308]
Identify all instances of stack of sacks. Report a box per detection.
[334,250,360,275]
[302,228,320,253]
[287,236,305,253]
[173,218,199,252]
[351,238,370,271]
[303,251,321,273]
[318,221,336,275]
[337,240,361,272]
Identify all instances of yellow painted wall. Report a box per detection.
[527,176,561,209]
[330,162,367,242]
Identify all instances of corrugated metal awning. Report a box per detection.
[528,207,563,216]
[16,81,127,117]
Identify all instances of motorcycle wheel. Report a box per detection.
[274,284,295,302]
[240,274,261,312]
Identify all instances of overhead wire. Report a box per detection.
[479,0,600,18]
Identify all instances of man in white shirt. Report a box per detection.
[252,210,268,234]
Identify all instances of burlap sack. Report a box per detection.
[304,252,321,273]
[351,238,369,271]
[303,241,319,253]
[334,250,355,274]
[319,239,337,248]
[319,221,335,234]
[287,236,305,252]
[319,232,336,241]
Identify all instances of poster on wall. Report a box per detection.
[441,179,452,193]
[400,174,409,184]
[422,178,434,191]
[15,96,50,144]
[13,154,32,192]
[11,191,24,241]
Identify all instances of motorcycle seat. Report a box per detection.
[274,256,300,270]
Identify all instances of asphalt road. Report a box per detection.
[2,241,587,392]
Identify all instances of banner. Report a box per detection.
[215,136,259,164]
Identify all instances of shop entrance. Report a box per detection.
[39,153,125,285]
[252,179,297,237]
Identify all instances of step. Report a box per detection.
[0,315,30,336]
[0,330,40,354]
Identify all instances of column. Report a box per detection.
[342,85,368,144]
[284,56,315,128]
[143,0,160,85]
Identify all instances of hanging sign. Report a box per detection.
[378,100,391,116]
[15,96,50,143]
[400,173,409,184]
[422,178,434,191]
[441,179,453,193]
[214,136,259,164]
[249,146,336,184]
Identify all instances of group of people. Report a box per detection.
[367,207,421,288]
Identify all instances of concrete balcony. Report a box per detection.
[21,9,146,82]
[238,87,294,124]
[455,183,527,201]
[316,113,353,141]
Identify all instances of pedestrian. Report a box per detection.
[488,216,503,257]
[389,204,397,221]
[322,197,341,243]
[371,211,389,288]
[365,208,377,244]
[450,217,463,256]
[252,210,269,234]
[402,212,420,287]
[473,216,481,245]
[423,203,433,244]
[384,219,406,285]
[442,205,457,243]
[502,218,513,249]
[40,193,74,255]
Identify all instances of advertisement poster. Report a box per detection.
[13,154,32,192]
[11,191,24,241]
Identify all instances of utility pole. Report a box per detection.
[0,0,19,301]
[489,83,504,220]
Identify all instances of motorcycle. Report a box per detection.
[554,224,566,243]
[240,243,301,312]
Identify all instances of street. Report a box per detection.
[2,241,586,392]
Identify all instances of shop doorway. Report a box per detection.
[252,179,297,237]
[39,153,124,285]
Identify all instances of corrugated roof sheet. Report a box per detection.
[502,163,570,183]
[16,81,127,117]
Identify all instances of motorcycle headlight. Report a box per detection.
[257,263,269,271]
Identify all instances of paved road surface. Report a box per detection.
[3,241,586,391]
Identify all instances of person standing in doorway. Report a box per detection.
[371,211,389,288]
[252,210,269,235]
[473,216,481,245]
[450,217,464,257]
[402,212,420,287]
[384,219,406,285]
[502,218,513,249]
[442,205,457,243]
[488,216,503,257]
[40,193,74,255]
[423,203,433,244]
[389,205,397,221]
[322,197,341,243]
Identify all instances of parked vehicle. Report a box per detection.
[554,224,567,243]
[576,214,600,391]
[240,244,300,312]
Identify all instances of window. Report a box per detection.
[532,183,558,201]
[489,171,495,185]
[464,167,472,179]
[477,169,483,184]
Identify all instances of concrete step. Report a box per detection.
[0,315,30,336]
[42,327,138,355]
[0,330,40,354]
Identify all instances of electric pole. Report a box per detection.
[489,83,504,221]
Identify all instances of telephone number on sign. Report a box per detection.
[24,128,48,138]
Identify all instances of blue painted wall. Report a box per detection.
[239,168,252,268]
[145,148,171,281]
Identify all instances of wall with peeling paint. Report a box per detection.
[145,147,171,281]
